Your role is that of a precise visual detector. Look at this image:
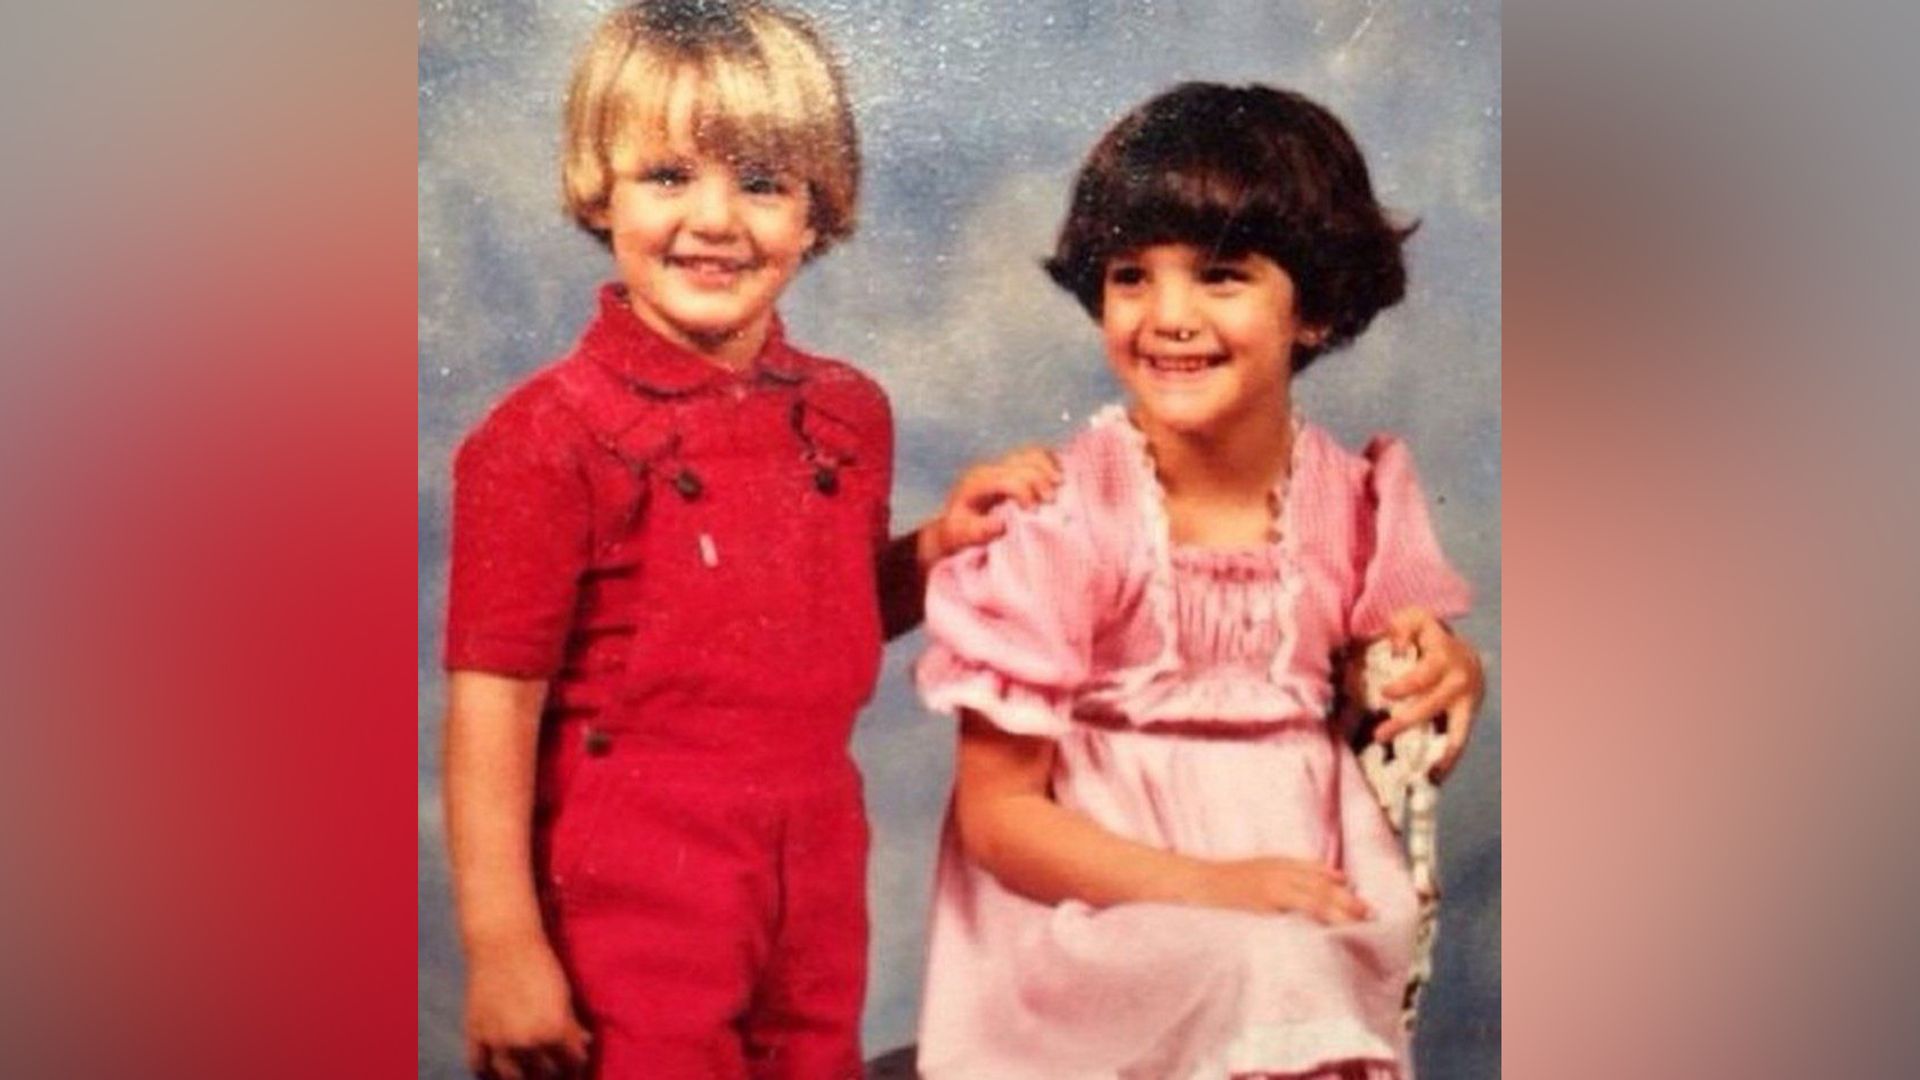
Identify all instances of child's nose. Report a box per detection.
[685,177,740,236]
[1148,282,1200,339]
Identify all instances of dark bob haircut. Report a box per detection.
[1045,82,1415,371]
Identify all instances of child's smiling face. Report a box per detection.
[596,72,817,368]
[1101,243,1323,438]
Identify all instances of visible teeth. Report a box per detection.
[1144,354,1214,372]
[673,257,745,271]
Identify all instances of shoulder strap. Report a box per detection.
[549,359,682,468]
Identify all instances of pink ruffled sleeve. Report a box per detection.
[1348,436,1473,639]
[916,478,1104,738]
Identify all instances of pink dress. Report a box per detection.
[914,406,1471,1080]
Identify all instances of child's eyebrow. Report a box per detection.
[729,156,795,176]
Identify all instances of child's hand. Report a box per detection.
[464,931,592,1079]
[919,446,1063,566]
[1200,857,1373,924]
[1372,607,1485,782]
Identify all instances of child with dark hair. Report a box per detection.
[912,83,1485,1078]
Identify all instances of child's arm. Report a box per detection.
[876,447,1063,639]
[952,712,1372,925]
[444,671,591,1078]
[1365,607,1486,781]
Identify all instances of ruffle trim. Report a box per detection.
[917,647,1075,738]
[1169,544,1290,580]
[1221,1016,1403,1077]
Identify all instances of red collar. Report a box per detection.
[577,283,810,395]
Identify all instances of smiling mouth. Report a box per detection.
[1140,352,1227,374]
[667,255,757,282]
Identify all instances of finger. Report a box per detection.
[944,512,992,546]
[1012,474,1044,508]
[560,1018,593,1066]
[1315,888,1370,924]
[969,470,1040,510]
[964,516,1007,546]
[1025,467,1061,500]
[533,1046,575,1079]
[1431,698,1474,782]
[1026,447,1064,482]
[956,471,1001,510]
[539,1046,578,1079]
[1289,858,1343,883]
[512,1048,555,1080]
[489,1047,526,1080]
[1381,652,1446,699]
[1387,662,1470,732]
[1004,448,1044,471]
[1385,608,1425,651]
[1410,613,1453,653]
[1374,698,1439,743]
[1012,446,1062,483]
[975,470,1027,508]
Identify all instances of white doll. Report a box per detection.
[1350,638,1448,1032]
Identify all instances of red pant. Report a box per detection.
[542,742,869,1079]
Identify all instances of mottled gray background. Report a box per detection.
[418,1,1499,1075]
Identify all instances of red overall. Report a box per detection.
[447,286,893,1078]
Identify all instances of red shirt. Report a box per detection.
[446,285,900,760]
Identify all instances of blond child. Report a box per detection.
[443,4,1054,1077]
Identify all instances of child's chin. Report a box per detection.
[1138,399,1223,435]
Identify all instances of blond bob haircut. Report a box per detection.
[561,0,860,258]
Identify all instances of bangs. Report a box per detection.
[1094,159,1296,264]
[604,52,825,173]
[599,19,840,182]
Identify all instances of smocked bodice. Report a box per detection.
[917,405,1472,738]
[1170,546,1293,672]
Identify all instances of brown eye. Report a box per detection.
[1106,265,1146,287]
[736,165,791,196]
[1199,264,1251,286]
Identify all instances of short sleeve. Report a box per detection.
[915,477,1103,739]
[443,393,593,678]
[1347,436,1473,640]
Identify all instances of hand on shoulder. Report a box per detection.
[918,445,1064,567]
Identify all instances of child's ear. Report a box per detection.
[1298,325,1330,348]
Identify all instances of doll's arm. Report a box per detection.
[952,711,1370,924]
[444,671,590,1077]
[876,446,1063,640]
[1364,607,1486,782]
